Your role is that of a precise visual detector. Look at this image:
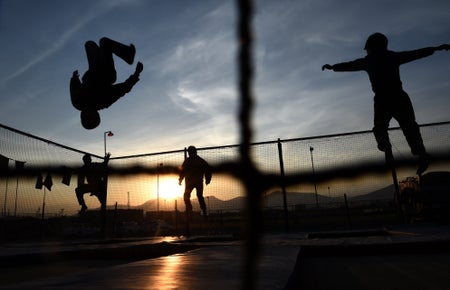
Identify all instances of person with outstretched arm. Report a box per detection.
[322,32,449,175]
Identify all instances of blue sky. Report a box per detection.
[1,0,449,157]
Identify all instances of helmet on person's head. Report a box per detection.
[80,109,100,130]
[364,32,388,52]
[187,146,197,156]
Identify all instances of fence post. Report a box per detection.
[344,194,352,229]
[174,200,178,232]
[112,201,118,238]
[181,148,192,236]
[385,147,403,221]
[277,139,289,232]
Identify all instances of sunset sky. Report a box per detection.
[1,0,449,158]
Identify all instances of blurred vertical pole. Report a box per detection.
[40,187,46,238]
[1,155,9,216]
[310,146,319,207]
[102,132,113,239]
[277,139,289,232]
[385,147,402,219]
[236,0,260,289]
[14,175,18,216]
[157,163,160,212]
[183,148,190,236]
[174,200,178,232]
[113,202,118,238]
[41,187,46,221]
[3,176,8,216]
[13,160,25,217]
[344,193,352,229]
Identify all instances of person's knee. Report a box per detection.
[99,37,112,48]
[85,40,97,50]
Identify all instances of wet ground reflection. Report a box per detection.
[149,254,183,289]
[2,238,300,289]
[141,246,243,290]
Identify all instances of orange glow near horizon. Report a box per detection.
[107,173,244,210]
[158,177,184,200]
[106,174,185,207]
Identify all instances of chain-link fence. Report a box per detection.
[1,121,449,237]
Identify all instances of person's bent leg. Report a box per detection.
[99,37,135,65]
[183,186,193,213]
[373,101,392,153]
[195,184,207,215]
[395,95,426,156]
[84,41,101,71]
[94,190,107,211]
[395,95,429,175]
[75,186,89,212]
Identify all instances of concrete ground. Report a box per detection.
[1,224,450,289]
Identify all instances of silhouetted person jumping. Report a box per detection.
[179,146,212,216]
[76,153,110,213]
[322,32,449,175]
[70,37,143,129]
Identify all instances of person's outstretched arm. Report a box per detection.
[398,44,450,65]
[104,62,143,107]
[322,64,333,71]
[70,70,84,110]
[322,58,365,72]
[435,44,450,51]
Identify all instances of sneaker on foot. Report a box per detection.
[125,44,136,65]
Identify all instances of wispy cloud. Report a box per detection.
[0,1,122,87]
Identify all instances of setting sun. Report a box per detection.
[158,177,183,200]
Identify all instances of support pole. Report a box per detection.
[277,139,289,232]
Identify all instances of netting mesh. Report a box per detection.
[1,122,449,217]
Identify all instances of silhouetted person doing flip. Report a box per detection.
[179,146,212,216]
[70,37,143,129]
[76,153,110,213]
[322,33,449,175]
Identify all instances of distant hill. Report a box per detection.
[115,184,396,212]
[350,184,395,201]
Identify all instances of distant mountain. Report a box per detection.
[349,185,395,201]
[262,191,329,207]
[120,184,397,212]
[131,195,242,212]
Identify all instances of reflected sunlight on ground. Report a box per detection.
[148,253,184,289]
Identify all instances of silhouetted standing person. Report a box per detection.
[70,37,143,129]
[179,146,212,216]
[76,153,110,213]
[322,33,449,175]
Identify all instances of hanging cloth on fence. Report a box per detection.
[44,174,53,191]
[35,173,43,189]
[61,167,72,186]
